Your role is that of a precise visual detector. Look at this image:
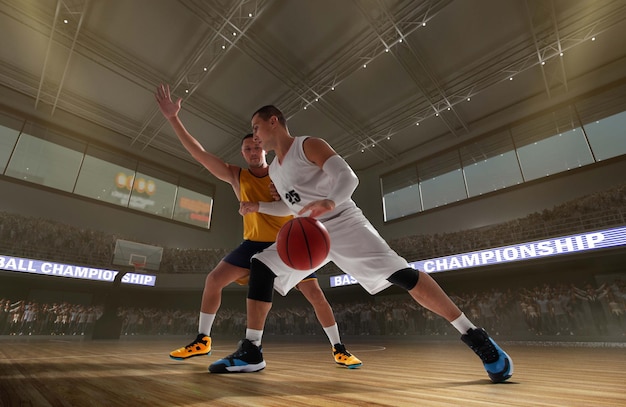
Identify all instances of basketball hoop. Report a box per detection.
[113,239,162,271]
[131,260,146,272]
[128,253,147,272]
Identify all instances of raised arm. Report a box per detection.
[155,84,240,188]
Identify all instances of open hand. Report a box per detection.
[297,199,335,218]
[155,84,181,119]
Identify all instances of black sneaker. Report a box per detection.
[208,339,266,373]
[461,327,513,383]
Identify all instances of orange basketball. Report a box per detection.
[276,217,331,270]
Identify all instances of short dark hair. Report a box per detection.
[252,105,287,127]
[241,133,253,145]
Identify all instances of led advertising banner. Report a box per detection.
[329,225,626,288]
[0,255,156,286]
[173,189,213,228]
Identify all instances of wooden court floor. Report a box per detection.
[0,335,624,407]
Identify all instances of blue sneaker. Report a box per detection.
[461,328,513,383]
[208,339,266,373]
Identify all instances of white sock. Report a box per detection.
[198,312,215,336]
[323,323,341,346]
[246,328,264,347]
[450,313,476,334]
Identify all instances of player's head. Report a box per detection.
[252,105,286,128]
[241,133,254,145]
[251,105,287,150]
[241,133,266,168]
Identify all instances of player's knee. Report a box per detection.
[299,281,326,304]
[205,266,238,289]
[205,269,222,286]
[247,259,276,302]
[387,267,420,291]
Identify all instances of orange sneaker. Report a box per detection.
[169,334,211,360]
[332,343,362,369]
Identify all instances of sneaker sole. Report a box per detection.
[169,351,211,361]
[336,362,362,369]
[209,361,266,373]
[346,364,362,369]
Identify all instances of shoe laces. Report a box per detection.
[471,338,498,364]
[231,339,258,358]
[185,334,207,349]
[334,344,351,357]
[232,346,247,358]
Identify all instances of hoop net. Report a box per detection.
[129,254,147,272]
[131,260,146,272]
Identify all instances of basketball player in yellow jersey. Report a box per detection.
[155,84,361,369]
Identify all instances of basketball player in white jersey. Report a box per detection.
[155,84,361,369]
[209,105,513,384]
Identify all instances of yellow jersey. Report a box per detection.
[239,168,293,242]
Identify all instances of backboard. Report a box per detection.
[112,239,163,271]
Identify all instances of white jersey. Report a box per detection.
[269,136,355,221]
[255,136,410,296]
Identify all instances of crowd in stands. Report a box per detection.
[1,278,624,339]
[0,299,102,337]
[0,213,229,274]
[0,184,625,275]
[0,216,114,269]
[1,182,625,341]
[388,183,626,264]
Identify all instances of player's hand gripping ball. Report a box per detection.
[276,217,331,270]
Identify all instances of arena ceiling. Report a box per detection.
[0,0,625,176]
